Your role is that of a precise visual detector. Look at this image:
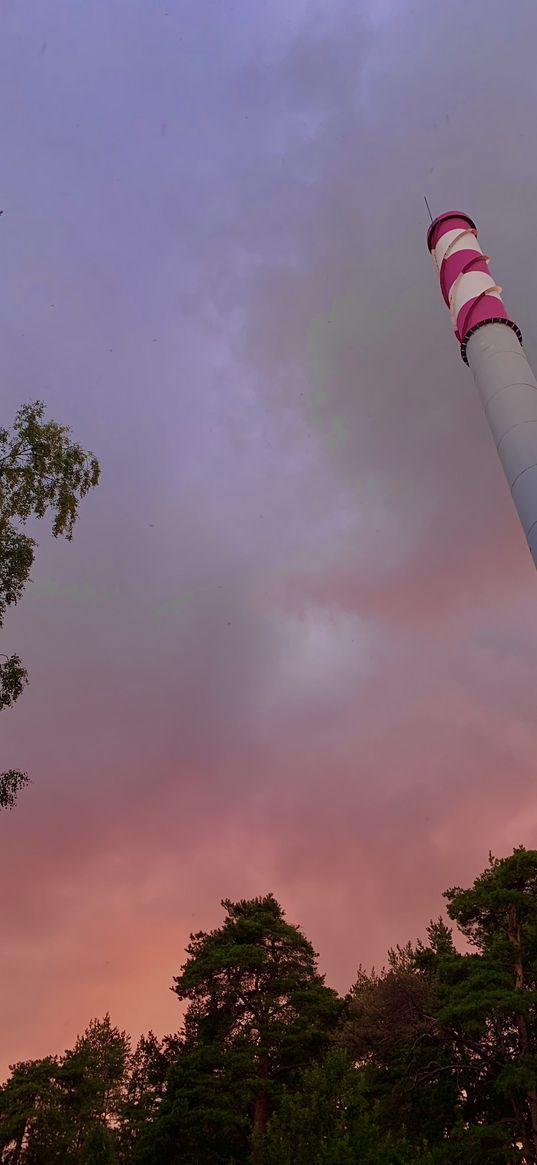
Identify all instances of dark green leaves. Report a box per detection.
[0,401,100,541]
[0,767,30,810]
[0,400,100,810]
[0,653,29,710]
[144,895,342,1164]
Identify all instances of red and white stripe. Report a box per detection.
[427,212,510,345]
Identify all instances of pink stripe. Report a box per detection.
[428,213,476,252]
[440,250,489,306]
[455,295,509,341]
[428,211,518,354]
[421,212,519,358]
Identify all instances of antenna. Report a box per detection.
[424,195,433,224]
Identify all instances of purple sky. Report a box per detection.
[2,0,537,1080]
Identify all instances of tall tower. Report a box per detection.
[427,211,537,569]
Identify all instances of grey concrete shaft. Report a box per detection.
[466,322,537,568]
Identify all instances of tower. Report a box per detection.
[427,211,537,569]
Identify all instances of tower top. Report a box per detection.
[426,211,476,253]
[426,210,521,362]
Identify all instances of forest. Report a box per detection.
[2,845,537,1165]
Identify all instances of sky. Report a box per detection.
[1,0,537,1080]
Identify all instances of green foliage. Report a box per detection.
[0,1056,58,1162]
[141,894,343,1165]
[173,893,342,1055]
[80,1122,118,1164]
[0,767,30,810]
[58,1013,130,1147]
[336,873,537,1165]
[0,653,28,711]
[0,401,100,543]
[0,1017,128,1164]
[438,848,537,1162]
[117,1032,170,1161]
[6,855,537,1163]
[337,950,462,1151]
[0,400,100,810]
[444,846,537,954]
[265,1049,434,1165]
[135,1042,253,1165]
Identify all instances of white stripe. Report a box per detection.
[434,227,480,268]
[449,271,501,329]
[451,272,501,316]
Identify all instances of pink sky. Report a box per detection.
[1,0,537,1080]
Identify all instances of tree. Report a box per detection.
[265,1049,434,1165]
[117,1033,169,1161]
[0,1016,129,1164]
[80,1122,118,1164]
[337,933,466,1156]
[7,854,537,1162]
[0,401,100,809]
[0,1056,58,1164]
[440,846,537,1164]
[337,852,537,1164]
[139,894,343,1165]
[57,1014,130,1152]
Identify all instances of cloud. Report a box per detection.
[30,578,119,602]
[1,0,537,1081]
[154,593,194,614]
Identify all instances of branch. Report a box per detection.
[0,440,31,467]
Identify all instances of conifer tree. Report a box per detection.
[139,894,342,1165]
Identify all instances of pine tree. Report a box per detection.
[440,846,537,1163]
[0,1056,58,1164]
[139,894,343,1165]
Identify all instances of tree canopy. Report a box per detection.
[3,852,537,1163]
[143,893,343,1165]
